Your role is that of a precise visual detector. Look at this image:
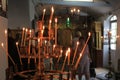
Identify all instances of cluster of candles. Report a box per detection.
[61,32,91,71]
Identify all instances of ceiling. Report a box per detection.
[32,0,120,17]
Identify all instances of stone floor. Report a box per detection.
[75,68,115,80]
[60,68,115,80]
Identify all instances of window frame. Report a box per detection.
[110,15,117,50]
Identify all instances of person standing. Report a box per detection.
[72,31,82,50]
[76,37,91,80]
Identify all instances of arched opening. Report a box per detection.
[110,15,117,50]
[103,15,117,70]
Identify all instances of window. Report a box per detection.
[110,15,117,50]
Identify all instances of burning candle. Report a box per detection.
[49,20,52,41]
[16,42,23,65]
[29,29,32,38]
[28,29,32,64]
[53,44,56,54]
[72,41,79,64]
[61,49,69,71]
[21,27,25,46]
[50,6,54,21]
[48,7,54,41]
[24,28,28,46]
[75,53,82,69]
[55,18,58,45]
[57,49,63,63]
[68,48,71,65]
[40,29,44,46]
[75,32,91,69]
[4,29,9,66]
[42,8,46,22]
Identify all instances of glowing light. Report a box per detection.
[16,42,18,45]
[55,18,58,23]
[43,9,46,13]
[5,29,7,35]
[60,49,63,53]
[88,32,91,36]
[38,38,40,43]
[77,9,80,13]
[1,43,4,47]
[51,6,54,13]
[77,41,79,45]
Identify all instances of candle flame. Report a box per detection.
[68,47,70,52]
[45,40,47,44]
[53,44,56,48]
[43,9,46,13]
[29,29,32,33]
[26,28,28,32]
[51,6,54,13]
[1,43,4,47]
[73,8,76,12]
[77,9,80,13]
[16,42,18,45]
[71,9,73,13]
[49,20,52,23]
[88,32,91,36]
[5,29,7,34]
[60,49,63,53]
[38,38,40,42]
[43,25,45,30]
[22,27,25,31]
[66,51,68,57]
[55,18,58,23]
[79,53,82,57]
[41,30,44,34]
[77,41,79,45]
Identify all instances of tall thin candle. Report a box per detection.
[72,41,79,64]
[57,49,63,63]
[61,49,68,71]
[16,42,23,65]
[75,32,91,69]
[55,18,58,45]
[24,28,28,46]
[68,48,71,65]
[42,9,46,22]
[21,27,25,46]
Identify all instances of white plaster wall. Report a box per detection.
[0,16,8,80]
